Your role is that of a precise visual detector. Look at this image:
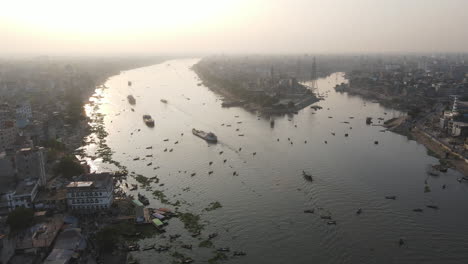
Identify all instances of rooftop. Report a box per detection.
[66,181,93,188]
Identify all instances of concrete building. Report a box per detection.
[10,179,39,209]
[15,147,47,186]
[0,179,39,212]
[66,173,114,212]
[451,121,468,137]
[0,121,17,151]
[15,103,32,121]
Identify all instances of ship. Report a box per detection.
[127,95,136,105]
[192,128,217,143]
[160,99,168,103]
[143,115,155,127]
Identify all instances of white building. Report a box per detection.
[10,179,39,209]
[66,173,114,212]
[0,179,39,212]
[15,147,47,186]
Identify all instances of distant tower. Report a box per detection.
[310,57,318,89]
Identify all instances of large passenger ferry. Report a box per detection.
[192,128,217,143]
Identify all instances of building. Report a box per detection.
[66,173,114,212]
[15,103,32,121]
[0,179,39,212]
[0,121,17,151]
[451,121,468,137]
[10,179,39,209]
[15,147,47,186]
[0,151,15,184]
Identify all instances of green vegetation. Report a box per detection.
[179,212,204,233]
[199,240,214,248]
[204,201,222,212]
[95,222,158,252]
[208,252,228,264]
[42,139,67,151]
[53,155,85,177]
[424,185,431,193]
[135,174,151,187]
[152,190,170,204]
[7,208,34,230]
[95,226,120,252]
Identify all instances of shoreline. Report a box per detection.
[192,64,320,115]
[384,113,468,176]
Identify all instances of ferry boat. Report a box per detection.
[192,128,217,143]
[160,99,168,103]
[143,115,155,127]
[127,95,136,105]
[138,193,149,206]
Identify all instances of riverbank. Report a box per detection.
[385,116,468,176]
[192,62,319,114]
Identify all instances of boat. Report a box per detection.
[233,251,246,256]
[192,128,217,143]
[385,196,396,200]
[127,95,136,105]
[302,171,313,182]
[128,81,132,86]
[138,193,149,206]
[366,117,372,125]
[143,115,155,127]
[160,99,168,103]
[217,248,230,252]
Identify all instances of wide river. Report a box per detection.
[85,58,468,264]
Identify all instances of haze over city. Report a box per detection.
[2,1,468,264]
[1,0,468,55]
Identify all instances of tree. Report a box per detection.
[7,208,34,230]
[54,155,85,177]
[95,226,119,252]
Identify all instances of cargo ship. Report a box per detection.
[127,95,136,105]
[192,128,217,143]
[143,115,155,127]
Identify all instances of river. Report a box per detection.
[83,58,468,264]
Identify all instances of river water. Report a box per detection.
[84,58,468,264]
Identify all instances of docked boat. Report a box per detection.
[127,95,136,105]
[138,193,149,206]
[143,115,155,127]
[160,99,168,103]
[192,128,217,143]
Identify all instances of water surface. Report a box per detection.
[85,58,467,264]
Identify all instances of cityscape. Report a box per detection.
[1,1,468,264]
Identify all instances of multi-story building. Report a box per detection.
[0,121,17,151]
[15,102,32,121]
[10,179,39,209]
[0,179,39,213]
[15,147,47,186]
[66,173,114,212]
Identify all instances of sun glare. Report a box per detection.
[1,0,241,35]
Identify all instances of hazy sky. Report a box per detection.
[1,0,468,55]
